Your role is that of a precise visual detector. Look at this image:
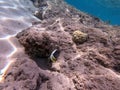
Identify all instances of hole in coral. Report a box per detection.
[33,57,52,70]
[113,63,120,73]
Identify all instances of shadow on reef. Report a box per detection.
[33,57,52,70]
[16,28,62,70]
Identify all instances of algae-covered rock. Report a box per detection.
[16,30,59,58]
[72,30,88,44]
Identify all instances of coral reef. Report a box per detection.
[0,0,120,90]
[16,30,60,58]
[15,17,120,90]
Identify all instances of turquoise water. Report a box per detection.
[65,0,120,25]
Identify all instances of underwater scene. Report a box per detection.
[0,0,39,82]
[65,0,120,25]
[0,0,120,89]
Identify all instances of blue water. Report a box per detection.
[65,0,120,25]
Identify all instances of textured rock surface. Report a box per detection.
[72,30,88,44]
[0,0,120,90]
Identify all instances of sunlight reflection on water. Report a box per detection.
[0,0,39,81]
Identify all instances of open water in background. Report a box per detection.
[65,0,120,25]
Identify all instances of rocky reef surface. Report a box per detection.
[0,0,120,90]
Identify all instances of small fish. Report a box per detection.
[50,49,60,63]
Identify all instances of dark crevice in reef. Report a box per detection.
[35,79,40,90]
[16,28,60,70]
[35,74,49,90]
[113,63,120,73]
[33,58,52,70]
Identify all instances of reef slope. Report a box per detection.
[0,0,120,90]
